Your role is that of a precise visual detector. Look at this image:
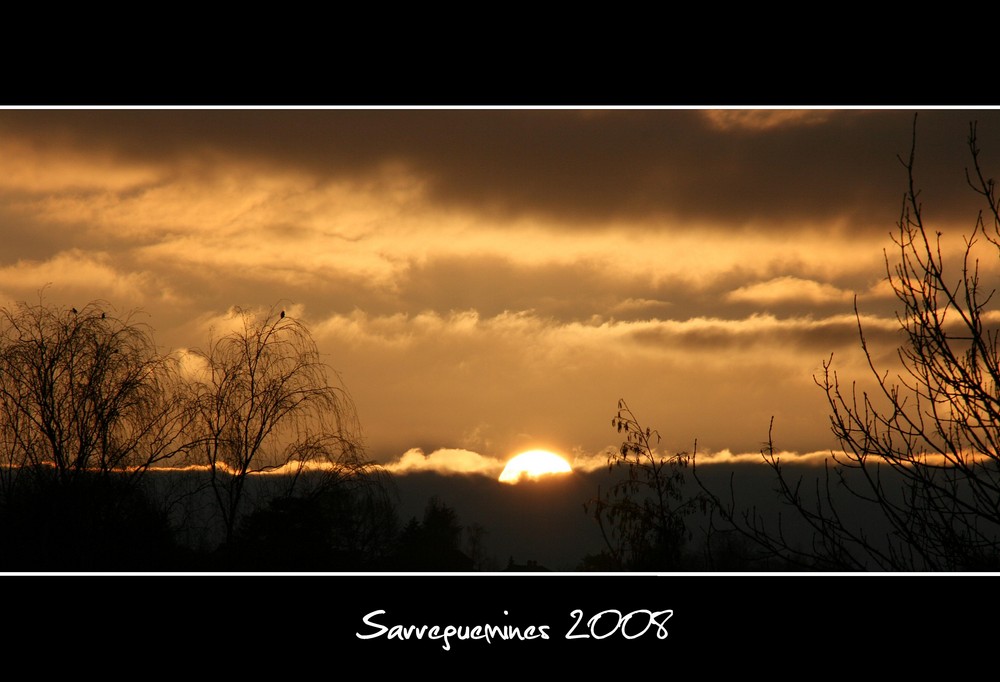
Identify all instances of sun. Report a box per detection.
[498,449,573,483]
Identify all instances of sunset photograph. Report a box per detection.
[3,107,1000,581]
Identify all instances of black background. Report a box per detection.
[5,573,994,672]
[4,47,995,675]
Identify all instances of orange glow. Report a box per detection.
[498,449,572,483]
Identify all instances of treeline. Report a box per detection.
[0,299,495,571]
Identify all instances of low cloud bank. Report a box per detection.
[382,448,506,477]
[380,445,837,479]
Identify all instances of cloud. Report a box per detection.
[569,449,615,473]
[622,312,905,354]
[701,110,833,132]
[727,276,854,305]
[192,303,307,338]
[571,446,837,471]
[0,250,178,306]
[0,133,162,193]
[607,297,673,316]
[174,348,210,382]
[693,448,835,466]
[385,445,621,478]
[6,108,998,233]
[382,448,505,477]
[314,307,908,371]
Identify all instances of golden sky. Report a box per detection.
[2,108,998,474]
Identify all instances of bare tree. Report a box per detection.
[0,298,192,495]
[704,117,1000,571]
[584,399,703,570]
[0,298,193,568]
[187,306,381,545]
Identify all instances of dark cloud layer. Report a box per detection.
[4,109,999,231]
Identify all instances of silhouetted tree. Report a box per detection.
[0,298,189,568]
[705,117,1000,570]
[584,399,704,570]
[230,478,399,570]
[465,522,497,571]
[187,306,382,545]
[0,299,192,494]
[388,497,474,571]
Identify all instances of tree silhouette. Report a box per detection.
[584,399,704,570]
[0,298,189,568]
[230,479,399,570]
[705,117,1000,570]
[388,497,475,571]
[0,299,192,490]
[187,306,381,545]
